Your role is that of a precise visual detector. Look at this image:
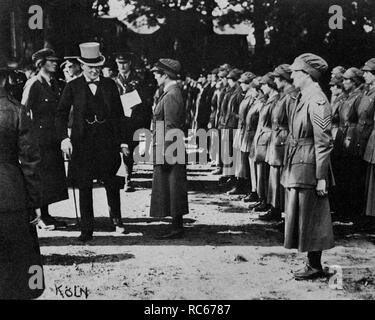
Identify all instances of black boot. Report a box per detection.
[40,206,67,229]
[156,216,184,239]
[243,192,259,203]
[294,251,323,280]
[259,207,282,221]
[111,218,126,234]
[227,178,247,195]
[253,201,271,212]
[124,175,136,192]
[77,231,93,242]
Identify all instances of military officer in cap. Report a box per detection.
[22,48,68,229]
[282,53,334,280]
[114,52,152,192]
[56,42,130,242]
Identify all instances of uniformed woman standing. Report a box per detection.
[150,59,189,239]
[282,53,334,280]
[251,73,279,213]
[362,59,375,221]
[261,64,297,221]
[333,67,365,222]
[22,49,68,229]
[0,64,44,299]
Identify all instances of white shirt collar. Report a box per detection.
[83,74,100,83]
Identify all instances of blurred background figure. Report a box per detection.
[0,61,45,299]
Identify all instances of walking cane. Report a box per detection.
[67,150,80,227]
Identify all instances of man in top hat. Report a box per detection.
[56,42,130,242]
[114,52,152,192]
[150,58,189,239]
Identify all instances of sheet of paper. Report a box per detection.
[120,90,142,117]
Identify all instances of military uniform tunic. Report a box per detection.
[281,82,334,252]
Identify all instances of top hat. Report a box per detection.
[77,42,106,67]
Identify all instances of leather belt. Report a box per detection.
[286,137,314,167]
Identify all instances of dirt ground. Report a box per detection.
[38,162,375,300]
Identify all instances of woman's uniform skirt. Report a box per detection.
[0,210,44,299]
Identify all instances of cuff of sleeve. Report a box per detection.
[121,144,129,148]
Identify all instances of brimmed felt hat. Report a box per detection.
[273,64,292,81]
[77,42,106,67]
[151,58,181,80]
[260,72,277,89]
[219,63,231,72]
[211,68,219,75]
[290,53,328,80]
[250,76,262,90]
[60,56,80,69]
[227,68,243,81]
[362,58,375,72]
[218,69,229,78]
[343,67,364,84]
[239,71,256,84]
[329,74,344,87]
[32,48,59,67]
[331,66,345,77]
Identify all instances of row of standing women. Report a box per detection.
[192,54,375,279]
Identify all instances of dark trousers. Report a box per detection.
[122,141,139,180]
[79,176,122,233]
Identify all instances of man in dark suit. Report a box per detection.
[55,42,130,242]
[114,52,153,192]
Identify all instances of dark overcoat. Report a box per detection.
[355,87,375,158]
[23,73,68,206]
[254,93,279,163]
[0,88,44,299]
[241,94,261,154]
[334,87,363,158]
[55,76,126,187]
[234,92,253,149]
[150,83,189,218]
[266,86,297,167]
[331,92,347,141]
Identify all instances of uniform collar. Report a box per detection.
[164,80,177,92]
[300,81,320,98]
